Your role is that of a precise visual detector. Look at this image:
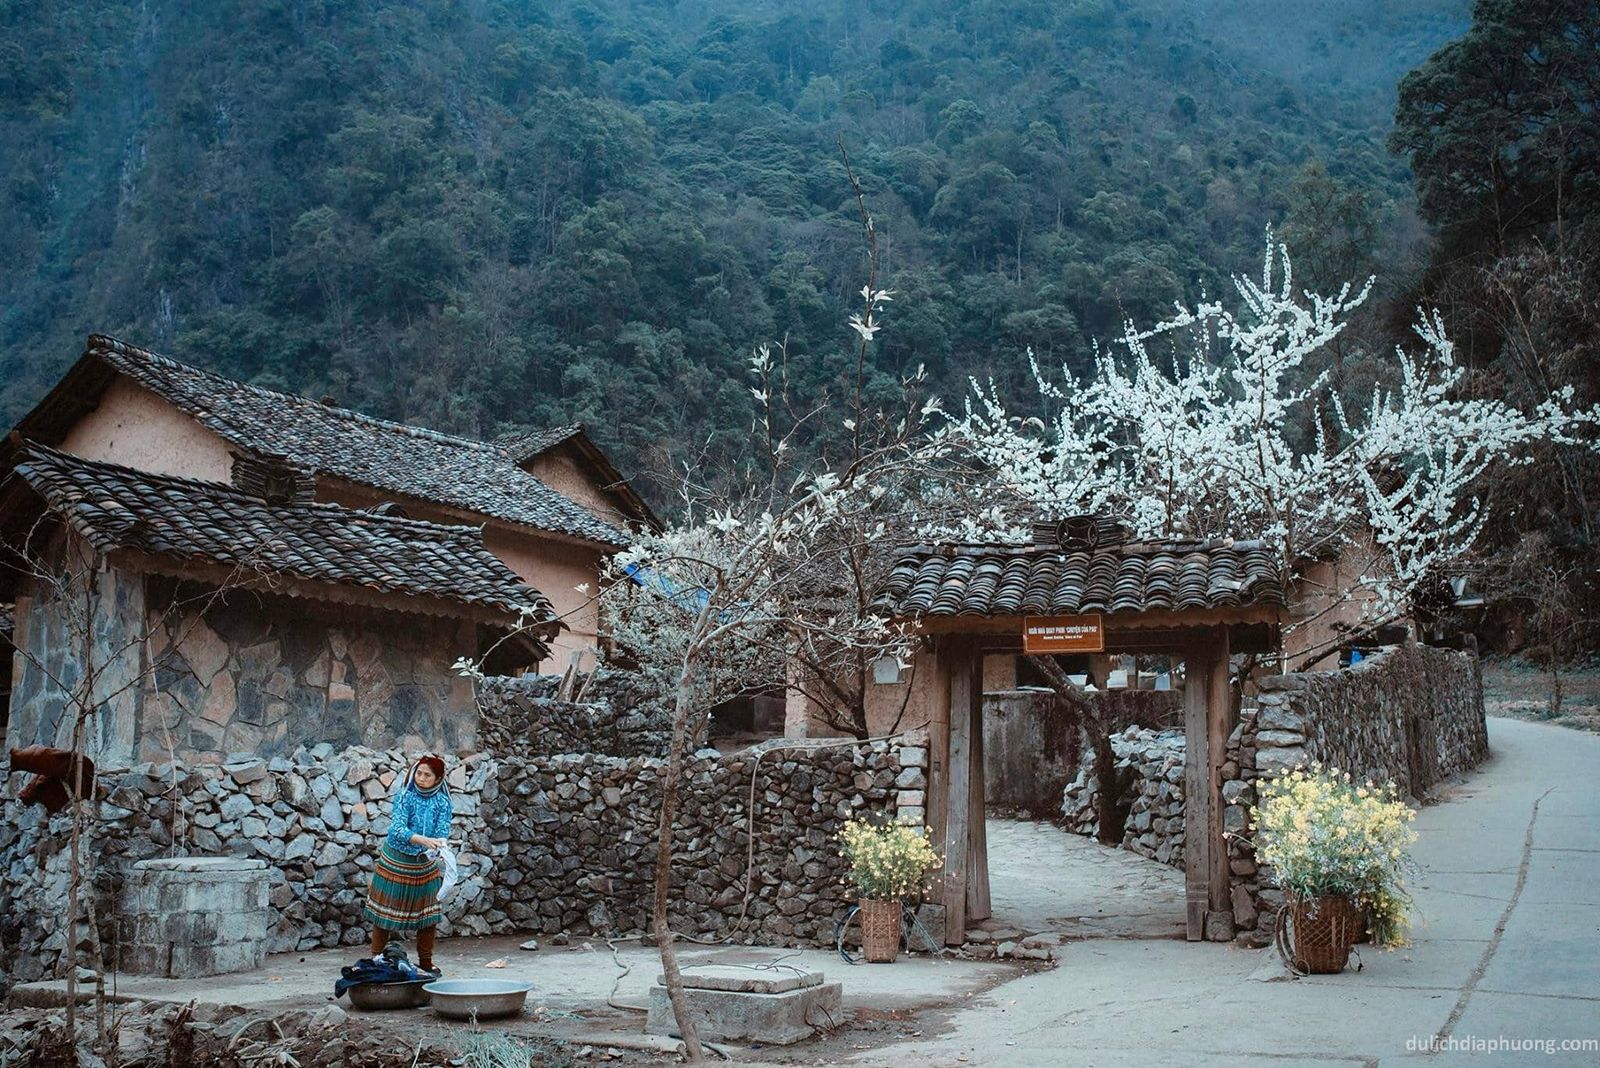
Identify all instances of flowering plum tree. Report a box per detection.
[955,236,1600,666]
[605,172,961,1054]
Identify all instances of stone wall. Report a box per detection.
[142,590,479,763]
[1057,644,1488,941]
[1248,643,1489,790]
[0,735,929,982]
[1061,727,1186,865]
[7,570,478,766]
[1225,643,1488,937]
[486,740,927,944]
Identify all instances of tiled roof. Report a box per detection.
[85,336,627,548]
[497,424,584,464]
[11,444,556,622]
[873,539,1286,618]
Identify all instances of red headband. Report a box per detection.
[415,755,445,779]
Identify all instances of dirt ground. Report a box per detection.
[1480,654,1600,733]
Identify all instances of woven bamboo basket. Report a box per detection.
[1284,893,1361,974]
[859,898,902,963]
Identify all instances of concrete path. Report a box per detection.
[829,717,1600,1067]
[984,817,1185,940]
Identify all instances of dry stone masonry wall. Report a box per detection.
[1061,727,1186,865]
[1058,644,1488,941]
[0,734,930,983]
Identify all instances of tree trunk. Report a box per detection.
[1092,728,1123,845]
[653,658,706,1062]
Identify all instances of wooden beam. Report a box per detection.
[942,638,979,944]
[907,604,1284,636]
[1205,627,1234,941]
[1182,638,1212,941]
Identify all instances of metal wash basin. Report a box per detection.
[345,978,432,1011]
[423,978,534,1020]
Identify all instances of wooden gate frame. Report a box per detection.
[913,607,1280,944]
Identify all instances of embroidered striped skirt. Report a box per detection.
[363,845,443,932]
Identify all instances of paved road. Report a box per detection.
[846,718,1600,1067]
[983,817,1185,940]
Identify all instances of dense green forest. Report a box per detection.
[1,0,1471,479]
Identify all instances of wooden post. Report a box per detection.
[966,670,991,923]
[926,644,952,903]
[1181,638,1212,941]
[942,639,979,944]
[1205,629,1234,941]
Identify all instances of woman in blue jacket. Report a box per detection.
[363,754,453,975]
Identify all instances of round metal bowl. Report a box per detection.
[345,978,433,1011]
[423,978,533,1020]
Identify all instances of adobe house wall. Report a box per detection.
[790,651,1014,740]
[56,378,234,483]
[524,449,633,529]
[315,479,605,671]
[1283,537,1394,673]
[480,529,603,670]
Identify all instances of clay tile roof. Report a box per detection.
[496,424,585,464]
[85,336,626,548]
[872,538,1286,619]
[11,444,556,623]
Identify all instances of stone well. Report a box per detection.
[645,965,843,1045]
[119,856,270,977]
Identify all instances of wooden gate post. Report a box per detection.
[966,651,991,923]
[1182,639,1210,941]
[941,638,982,944]
[1183,631,1235,941]
[1204,628,1234,940]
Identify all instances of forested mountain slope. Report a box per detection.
[0,0,1468,478]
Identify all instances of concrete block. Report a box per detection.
[658,966,823,994]
[645,979,843,1045]
[168,940,264,977]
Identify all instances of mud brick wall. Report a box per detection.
[990,689,1181,814]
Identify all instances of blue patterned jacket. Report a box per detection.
[385,786,453,856]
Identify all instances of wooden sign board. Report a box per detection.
[1023,614,1105,654]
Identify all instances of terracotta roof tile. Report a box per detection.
[87,336,626,547]
[11,444,555,622]
[873,539,1286,618]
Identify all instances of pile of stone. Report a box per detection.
[476,670,676,757]
[1060,726,1187,867]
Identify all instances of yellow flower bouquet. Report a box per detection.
[837,818,940,902]
[1252,763,1418,947]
